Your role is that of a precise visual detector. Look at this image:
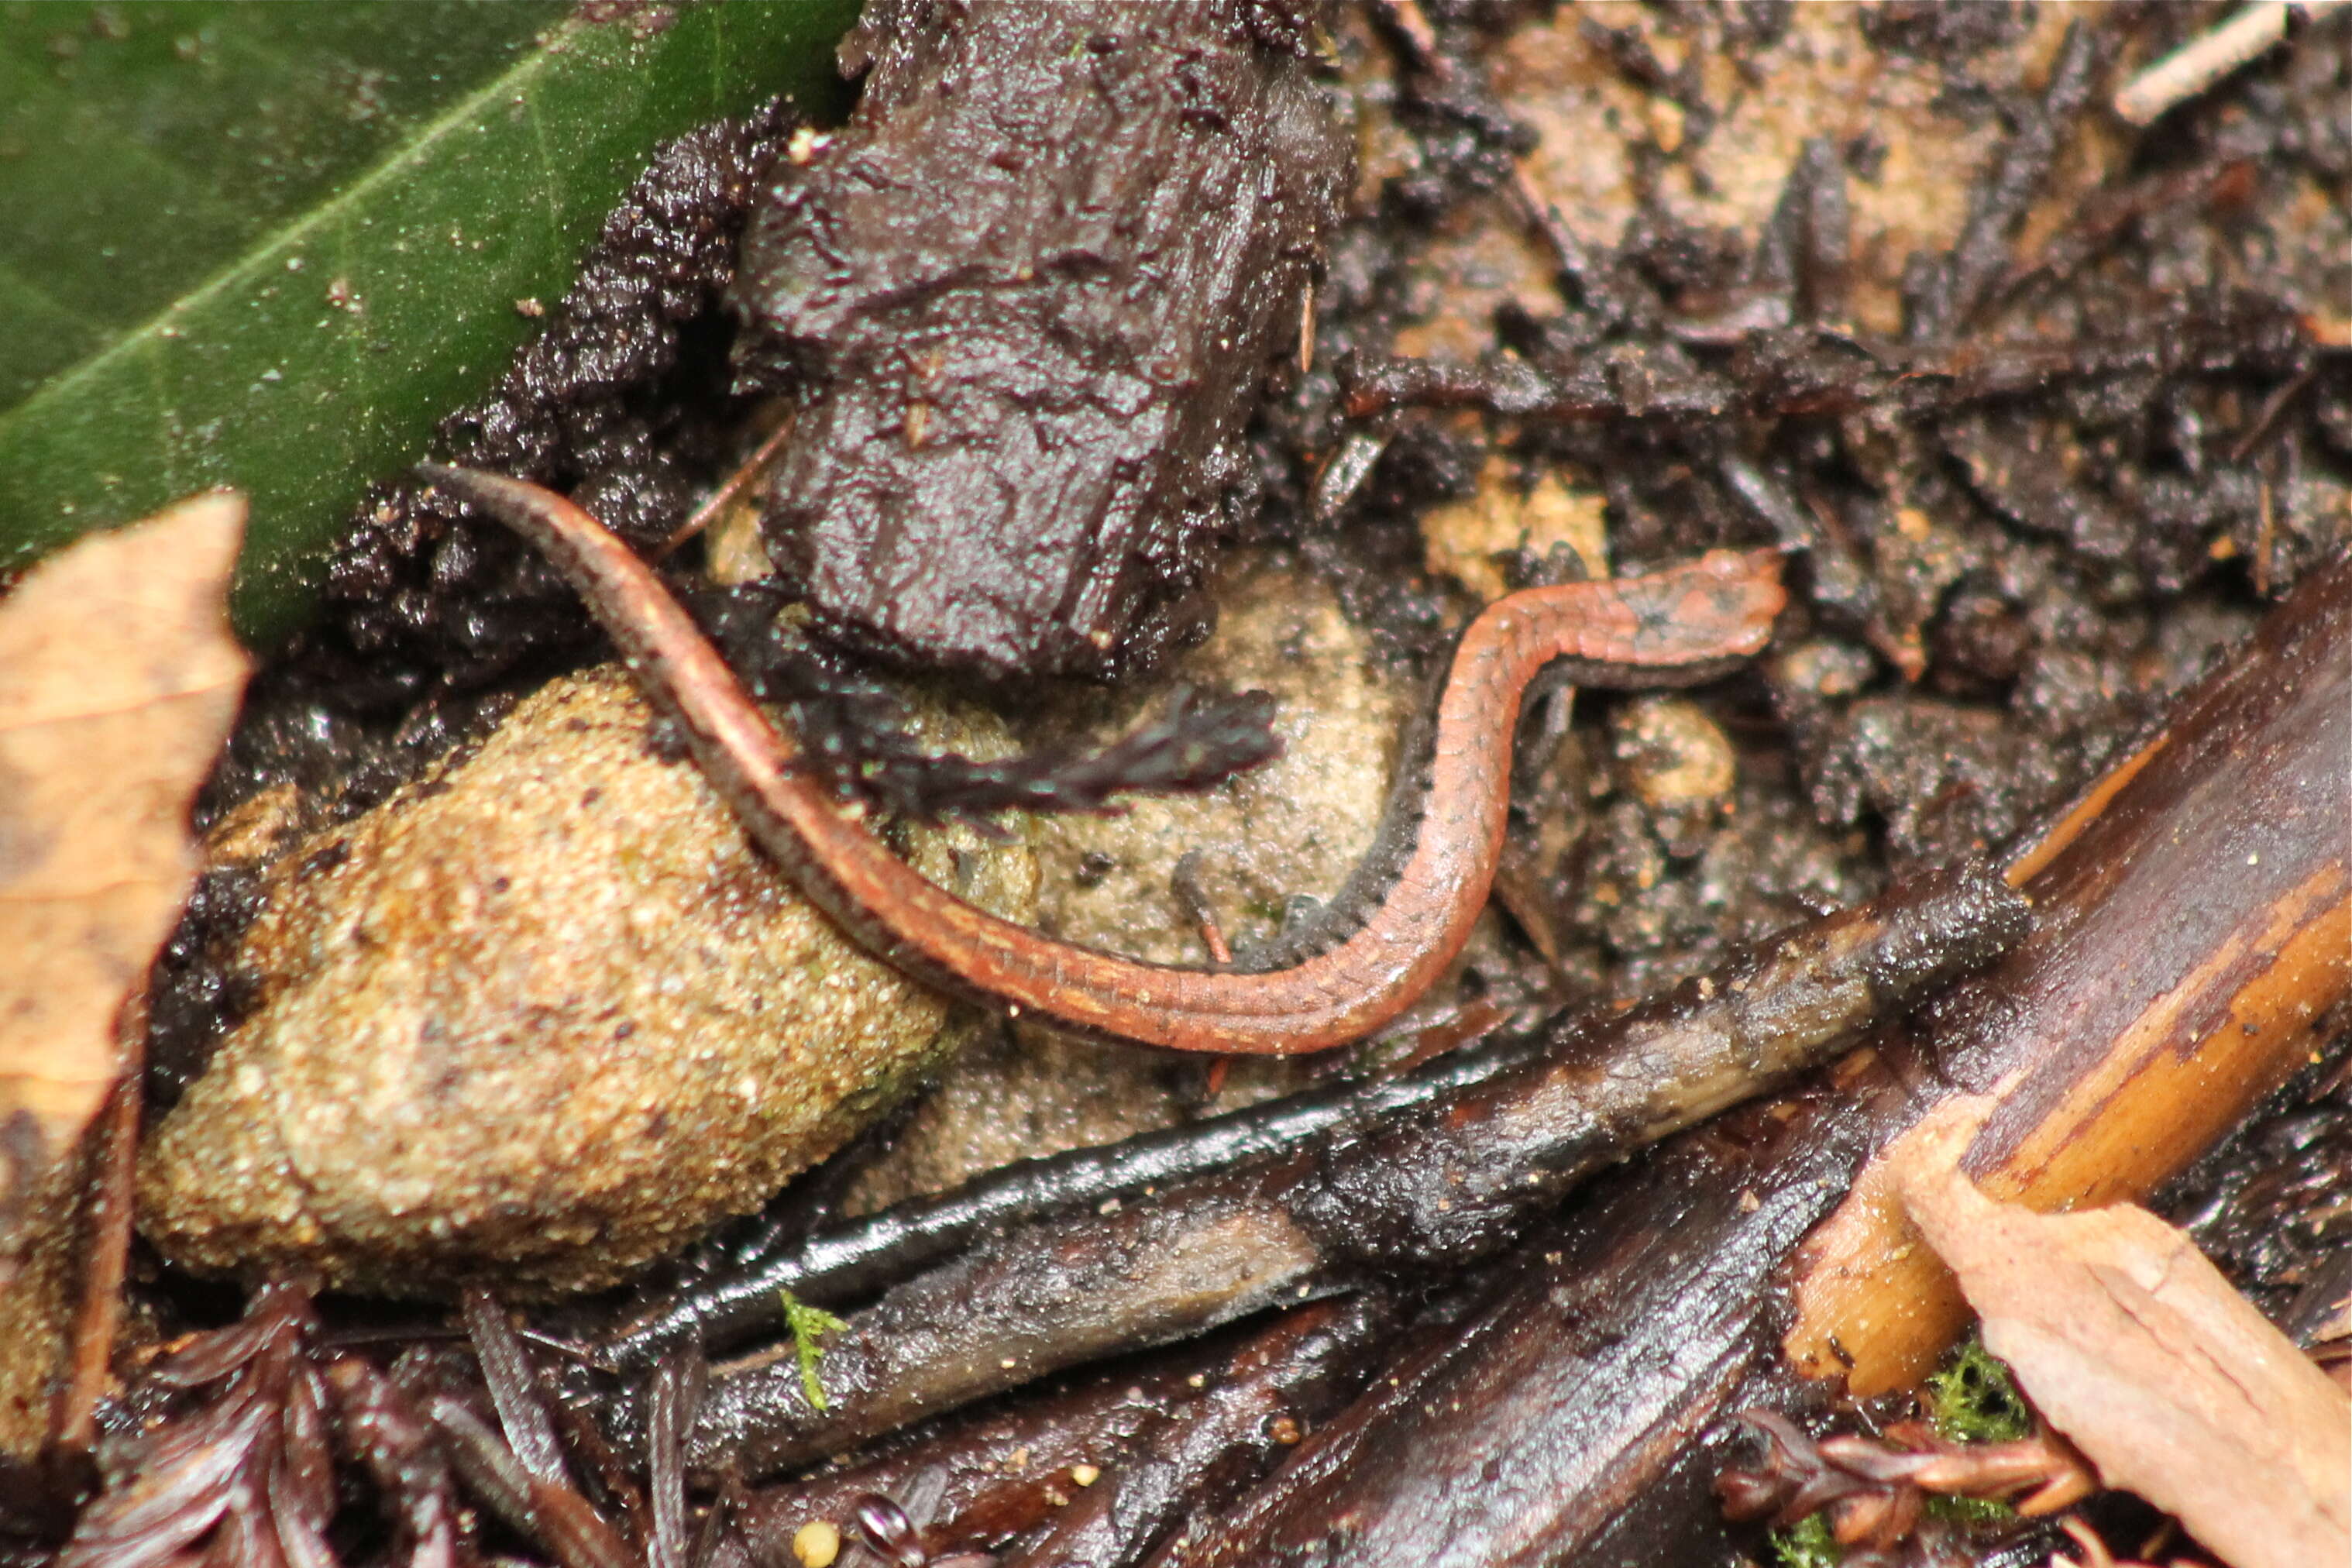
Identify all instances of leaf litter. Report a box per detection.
[0,490,249,1454]
[1897,1099,2352,1568]
[0,490,249,1268]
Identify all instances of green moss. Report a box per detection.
[1768,1513,1841,1567]
[778,1289,848,1412]
[1753,1346,2032,1566]
[1925,1493,2016,1526]
[1926,1336,2032,1442]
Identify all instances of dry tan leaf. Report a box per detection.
[0,493,250,1252]
[1896,1100,2351,1568]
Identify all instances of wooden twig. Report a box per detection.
[649,414,796,561]
[47,995,148,1455]
[2114,1,2350,126]
[1789,549,2352,1394]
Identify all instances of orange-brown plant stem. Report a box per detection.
[1786,550,2352,1391]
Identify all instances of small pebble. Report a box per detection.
[1774,638,1879,700]
[793,1519,841,1568]
[1419,458,1608,602]
[1614,696,1737,808]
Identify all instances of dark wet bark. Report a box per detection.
[731,0,1350,680]
[733,1295,1392,1567]
[995,1293,1393,1568]
[1143,1102,1862,1568]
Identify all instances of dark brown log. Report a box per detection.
[994,1294,1393,1568]
[1154,550,2351,1565]
[1142,1100,1862,1568]
[731,0,1350,680]
[732,1340,1210,1556]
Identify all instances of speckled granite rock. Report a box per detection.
[139,665,1034,1298]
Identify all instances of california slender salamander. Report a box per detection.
[419,465,1785,1054]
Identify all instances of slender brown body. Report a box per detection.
[419,466,1783,1054]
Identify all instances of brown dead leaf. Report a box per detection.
[0,493,250,1259]
[1896,1099,2351,1568]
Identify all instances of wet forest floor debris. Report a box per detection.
[2,2,2348,1566]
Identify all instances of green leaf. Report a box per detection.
[0,0,856,644]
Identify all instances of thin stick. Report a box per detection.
[49,1008,145,1453]
[651,415,797,560]
[2226,364,2316,463]
[1367,0,1445,77]
[2255,480,2277,598]
[2114,1,2349,126]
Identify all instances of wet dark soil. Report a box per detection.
[84,2,2352,1563]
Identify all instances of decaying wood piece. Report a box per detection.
[1161,550,2350,1565]
[734,1295,1392,1565]
[731,0,1350,679]
[1145,1100,1863,1568]
[602,1052,1449,1363]
[993,1295,1392,1568]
